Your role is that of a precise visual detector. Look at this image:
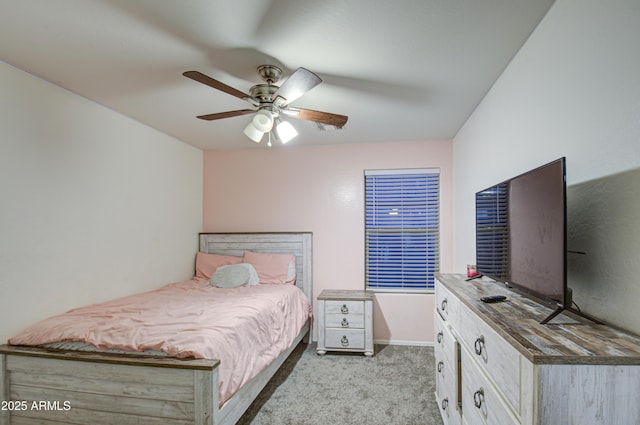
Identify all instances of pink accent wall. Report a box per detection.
[203,140,453,344]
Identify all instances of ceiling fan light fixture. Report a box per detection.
[252,110,274,133]
[276,120,298,144]
[243,122,263,143]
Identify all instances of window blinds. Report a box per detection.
[365,169,440,291]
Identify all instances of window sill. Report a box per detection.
[366,288,434,295]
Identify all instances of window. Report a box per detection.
[365,169,440,292]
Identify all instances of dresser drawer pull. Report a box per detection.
[441,397,449,411]
[341,335,349,347]
[440,298,448,313]
[341,304,349,314]
[473,387,485,408]
[474,335,485,355]
[437,331,443,343]
[437,361,444,373]
[341,318,349,327]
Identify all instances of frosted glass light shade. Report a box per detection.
[276,120,298,144]
[252,110,274,132]
[243,123,263,142]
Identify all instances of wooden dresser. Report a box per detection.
[434,273,640,425]
[316,290,374,357]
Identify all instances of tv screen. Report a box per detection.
[475,158,567,307]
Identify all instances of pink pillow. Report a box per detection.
[242,251,296,284]
[195,252,242,279]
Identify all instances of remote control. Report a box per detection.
[480,295,507,303]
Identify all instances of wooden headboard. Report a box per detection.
[199,232,313,302]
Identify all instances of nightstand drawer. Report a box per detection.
[325,300,365,315]
[325,328,365,350]
[325,313,365,329]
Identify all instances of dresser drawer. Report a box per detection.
[325,328,365,350]
[436,360,462,425]
[325,313,365,329]
[458,306,521,415]
[460,349,518,425]
[434,310,459,371]
[435,351,458,398]
[435,311,461,424]
[325,300,364,315]
[436,279,460,329]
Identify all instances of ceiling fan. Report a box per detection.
[183,65,348,145]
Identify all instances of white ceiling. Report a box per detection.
[0,0,555,150]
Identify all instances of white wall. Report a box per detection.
[453,0,640,332]
[0,61,203,343]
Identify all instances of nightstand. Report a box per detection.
[316,289,374,357]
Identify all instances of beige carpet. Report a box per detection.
[238,342,445,425]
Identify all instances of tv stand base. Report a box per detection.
[540,305,603,324]
[540,288,604,324]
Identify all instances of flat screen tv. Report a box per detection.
[475,158,573,324]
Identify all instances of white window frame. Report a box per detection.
[364,168,440,293]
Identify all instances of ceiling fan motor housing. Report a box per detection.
[257,65,283,84]
[250,84,279,104]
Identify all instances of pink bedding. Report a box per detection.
[9,279,311,406]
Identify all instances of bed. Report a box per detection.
[0,232,313,425]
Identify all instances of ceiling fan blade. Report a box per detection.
[273,67,322,107]
[196,109,256,121]
[283,107,348,128]
[183,71,251,101]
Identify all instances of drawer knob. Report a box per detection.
[341,318,349,327]
[441,298,448,313]
[437,331,443,343]
[437,361,444,373]
[441,397,449,411]
[341,304,349,314]
[341,335,349,347]
[473,387,485,408]
[474,335,485,356]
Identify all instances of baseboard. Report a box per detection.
[373,339,433,347]
[309,337,433,348]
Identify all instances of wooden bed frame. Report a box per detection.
[0,232,313,425]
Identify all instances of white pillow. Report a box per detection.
[210,263,260,288]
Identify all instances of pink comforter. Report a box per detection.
[9,279,311,406]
